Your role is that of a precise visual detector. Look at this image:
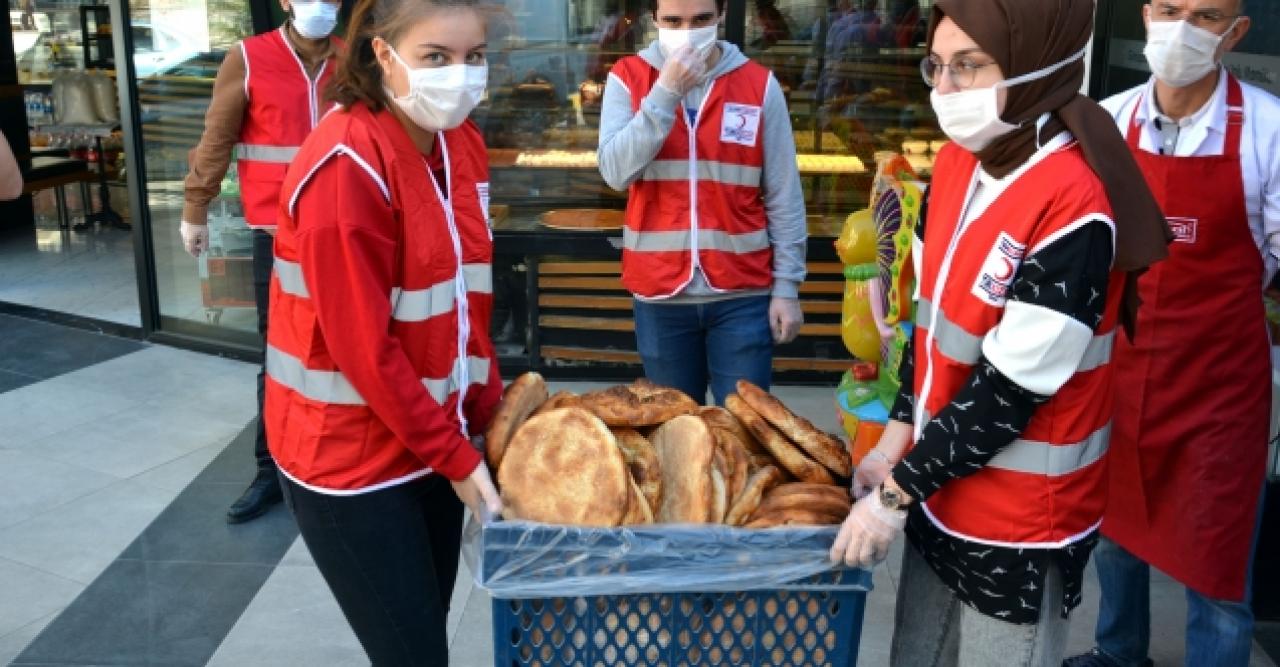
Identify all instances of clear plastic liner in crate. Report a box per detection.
[464,515,873,599]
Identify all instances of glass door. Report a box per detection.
[126,0,257,345]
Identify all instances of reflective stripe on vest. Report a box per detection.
[623,228,770,254]
[390,264,493,322]
[911,405,1108,477]
[640,159,762,187]
[275,258,492,323]
[918,297,1115,372]
[987,423,1110,477]
[236,143,300,163]
[266,344,489,406]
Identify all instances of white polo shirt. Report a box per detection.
[1101,69,1280,286]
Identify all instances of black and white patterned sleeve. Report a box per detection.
[891,218,1115,502]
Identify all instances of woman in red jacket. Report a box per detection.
[263,0,501,660]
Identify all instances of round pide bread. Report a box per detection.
[499,408,630,527]
[725,394,836,485]
[736,379,851,478]
[484,371,548,473]
[612,428,662,515]
[651,415,716,523]
[582,380,699,427]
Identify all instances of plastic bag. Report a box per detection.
[88,72,119,123]
[464,517,871,599]
[53,72,102,124]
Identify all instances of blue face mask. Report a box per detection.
[292,1,338,39]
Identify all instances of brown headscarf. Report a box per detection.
[929,0,1172,338]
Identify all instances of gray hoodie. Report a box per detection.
[597,40,807,302]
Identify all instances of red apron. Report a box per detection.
[1104,75,1269,602]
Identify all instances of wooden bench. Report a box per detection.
[534,260,850,373]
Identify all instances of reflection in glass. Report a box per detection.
[132,0,257,340]
[740,0,939,223]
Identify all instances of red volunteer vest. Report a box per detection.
[1104,76,1268,601]
[913,142,1124,546]
[265,105,495,492]
[237,28,339,228]
[611,55,774,298]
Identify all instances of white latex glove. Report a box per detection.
[452,461,503,522]
[769,296,803,343]
[852,449,893,500]
[830,489,907,568]
[656,44,707,97]
[180,220,209,258]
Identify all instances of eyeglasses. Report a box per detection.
[1150,4,1239,28]
[920,56,999,89]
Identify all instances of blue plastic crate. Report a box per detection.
[477,522,872,666]
[492,570,868,666]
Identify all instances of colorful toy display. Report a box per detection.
[834,154,924,465]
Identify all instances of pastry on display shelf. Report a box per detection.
[515,150,598,168]
[796,154,866,173]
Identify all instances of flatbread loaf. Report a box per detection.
[756,489,852,518]
[726,394,836,485]
[498,408,630,526]
[531,390,583,417]
[768,482,851,501]
[710,466,728,523]
[736,379,852,478]
[651,415,716,523]
[484,372,548,472]
[612,428,662,514]
[622,477,655,525]
[744,507,846,528]
[582,381,699,427]
[725,465,784,526]
[700,406,767,456]
[713,428,751,502]
[747,509,844,530]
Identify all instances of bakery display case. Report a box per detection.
[478,0,939,379]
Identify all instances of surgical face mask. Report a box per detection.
[929,46,1087,153]
[291,1,338,39]
[384,46,488,132]
[657,24,718,58]
[1144,19,1237,88]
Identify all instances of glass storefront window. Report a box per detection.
[745,0,938,220]
[131,0,257,344]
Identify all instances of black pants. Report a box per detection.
[252,229,273,471]
[279,472,465,665]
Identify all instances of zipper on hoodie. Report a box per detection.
[685,79,717,283]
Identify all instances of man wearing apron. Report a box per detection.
[1065,2,1280,666]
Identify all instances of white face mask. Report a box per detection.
[384,46,487,132]
[929,46,1087,153]
[1144,19,1236,88]
[657,25,718,58]
[291,1,338,39]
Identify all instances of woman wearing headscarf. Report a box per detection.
[830,0,1170,663]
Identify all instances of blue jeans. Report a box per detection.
[1093,487,1265,667]
[632,295,773,406]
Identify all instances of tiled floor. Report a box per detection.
[0,207,257,332]
[0,322,1276,665]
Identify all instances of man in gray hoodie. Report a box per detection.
[597,0,807,405]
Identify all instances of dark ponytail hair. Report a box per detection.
[327,0,494,110]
